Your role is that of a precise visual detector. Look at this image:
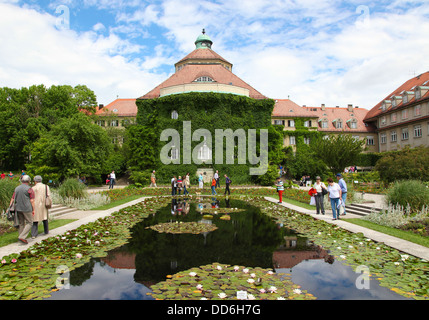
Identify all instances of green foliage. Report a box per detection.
[312,134,366,175]
[375,147,429,183]
[387,180,429,212]
[0,84,98,171]
[0,179,19,212]
[284,145,329,180]
[251,164,280,186]
[129,171,151,186]
[27,113,112,181]
[58,178,88,199]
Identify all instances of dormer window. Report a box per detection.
[348,119,358,129]
[333,119,343,129]
[194,76,214,82]
[402,91,414,104]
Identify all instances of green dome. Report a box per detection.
[195,29,213,49]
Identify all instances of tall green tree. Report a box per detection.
[312,134,366,175]
[27,113,112,181]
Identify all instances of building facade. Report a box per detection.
[364,72,429,152]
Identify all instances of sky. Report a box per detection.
[0,0,429,109]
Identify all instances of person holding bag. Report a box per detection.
[313,176,327,215]
[31,175,51,238]
[275,177,284,204]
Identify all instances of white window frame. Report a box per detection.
[367,136,375,146]
[380,133,387,144]
[171,110,179,120]
[402,128,409,141]
[414,125,422,138]
[391,131,397,142]
[289,136,296,145]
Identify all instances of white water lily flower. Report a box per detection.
[233,266,240,271]
[401,254,409,261]
[200,297,207,300]
[293,288,302,294]
[247,279,255,284]
[75,253,83,259]
[394,262,400,266]
[248,294,255,300]
[243,268,249,274]
[189,272,197,277]
[259,289,266,293]
[216,265,222,271]
[196,284,203,290]
[337,247,342,250]
[268,286,277,293]
[267,271,274,275]
[348,245,354,249]
[277,297,286,300]
[250,273,256,278]
[339,255,346,259]
[218,292,227,299]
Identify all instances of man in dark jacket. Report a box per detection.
[224,174,231,195]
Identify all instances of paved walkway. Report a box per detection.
[264,197,429,261]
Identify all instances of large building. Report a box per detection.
[97,31,380,154]
[364,72,429,152]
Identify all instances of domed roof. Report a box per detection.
[195,29,213,49]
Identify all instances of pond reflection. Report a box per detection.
[47,197,410,300]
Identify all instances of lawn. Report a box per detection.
[0,219,77,248]
[344,218,429,248]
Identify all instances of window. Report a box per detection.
[336,119,343,129]
[97,120,105,127]
[304,137,310,145]
[171,110,178,119]
[289,136,296,145]
[349,120,358,129]
[367,136,375,146]
[170,147,179,160]
[415,105,422,116]
[402,110,408,120]
[391,113,397,123]
[352,136,360,142]
[288,120,295,128]
[380,133,387,144]
[416,89,421,100]
[381,117,386,126]
[414,125,422,138]
[274,120,285,126]
[304,121,312,127]
[321,120,328,129]
[194,76,214,82]
[391,131,397,142]
[402,128,409,141]
[197,144,212,161]
[403,94,408,104]
[110,120,119,127]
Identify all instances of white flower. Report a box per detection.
[359,242,363,245]
[259,289,266,293]
[216,265,222,271]
[339,255,346,260]
[267,270,274,275]
[247,279,255,284]
[401,254,409,261]
[218,292,227,299]
[243,268,249,274]
[189,272,197,277]
[75,253,83,259]
[248,294,255,300]
[233,266,240,271]
[317,232,322,235]
[337,247,342,250]
[94,241,100,246]
[268,286,277,293]
[394,262,400,266]
[376,247,380,250]
[348,245,354,249]
[196,284,203,290]
[277,297,286,300]
[293,288,302,295]
[200,297,207,300]
[250,273,256,278]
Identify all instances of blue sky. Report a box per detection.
[1,0,429,108]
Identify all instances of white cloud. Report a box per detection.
[0,2,166,104]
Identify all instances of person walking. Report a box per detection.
[31,175,50,238]
[171,176,177,196]
[275,177,284,204]
[150,170,157,187]
[177,176,183,195]
[8,171,14,180]
[327,177,342,220]
[224,174,231,195]
[109,171,116,189]
[214,170,220,188]
[211,177,217,195]
[313,176,327,215]
[198,173,204,189]
[9,175,35,244]
[183,173,190,195]
[336,173,347,215]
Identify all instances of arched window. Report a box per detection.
[194,76,214,82]
[171,110,178,119]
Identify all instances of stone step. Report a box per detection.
[49,204,78,218]
[345,203,383,217]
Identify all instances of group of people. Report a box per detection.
[1,171,15,180]
[8,175,51,244]
[210,171,232,196]
[171,173,191,196]
[276,173,348,221]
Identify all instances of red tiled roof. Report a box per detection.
[96,99,137,117]
[364,71,429,122]
[175,48,232,67]
[272,99,316,118]
[139,64,268,100]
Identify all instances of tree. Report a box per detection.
[27,113,112,181]
[312,134,366,175]
[285,145,330,180]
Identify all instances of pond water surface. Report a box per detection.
[47,197,409,300]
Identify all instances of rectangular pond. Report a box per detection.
[47,197,410,300]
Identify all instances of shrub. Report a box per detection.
[363,203,429,228]
[0,179,19,212]
[129,171,151,186]
[387,180,429,212]
[58,178,87,199]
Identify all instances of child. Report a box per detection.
[275,177,284,204]
[211,177,217,195]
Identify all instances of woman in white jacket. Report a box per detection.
[31,175,51,238]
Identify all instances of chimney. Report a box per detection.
[98,104,104,110]
[321,104,326,111]
[348,104,353,112]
